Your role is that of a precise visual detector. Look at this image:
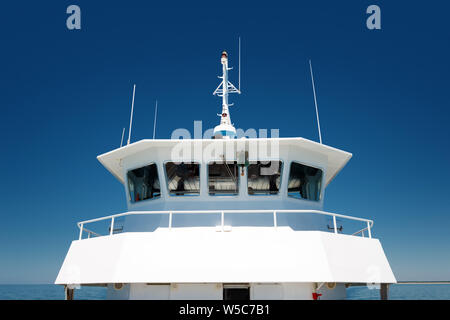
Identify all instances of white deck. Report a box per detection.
[55,227,395,285]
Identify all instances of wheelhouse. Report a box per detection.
[98,138,351,208]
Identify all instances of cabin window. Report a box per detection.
[127,163,161,203]
[208,162,239,195]
[247,161,282,195]
[164,162,200,196]
[287,162,323,201]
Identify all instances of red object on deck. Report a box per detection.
[312,292,322,300]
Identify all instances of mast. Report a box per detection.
[213,51,240,139]
[220,51,231,127]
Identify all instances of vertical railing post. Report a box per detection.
[169,212,172,230]
[273,211,277,229]
[110,217,115,236]
[367,221,372,238]
[221,211,224,232]
[333,215,337,234]
[79,223,84,240]
[380,283,389,300]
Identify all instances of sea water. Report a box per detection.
[0,284,449,300]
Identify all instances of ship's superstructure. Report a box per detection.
[55,51,396,300]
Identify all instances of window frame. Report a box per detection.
[287,160,324,202]
[126,162,162,204]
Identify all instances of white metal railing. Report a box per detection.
[76,209,374,240]
[352,226,371,238]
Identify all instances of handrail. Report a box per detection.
[78,226,101,239]
[352,226,370,237]
[76,209,374,240]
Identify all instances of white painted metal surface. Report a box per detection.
[76,209,373,240]
[97,138,352,187]
[55,228,396,285]
[212,51,240,138]
[106,282,347,300]
[106,283,347,300]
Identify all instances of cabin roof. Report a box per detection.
[97,138,352,187]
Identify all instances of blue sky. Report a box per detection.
[0,1,449,283]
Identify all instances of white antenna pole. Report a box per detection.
[309,60,322,144]
[127,84,136,145]
[153,100,158,139]
[238,36,241,92]
[212,51,240,138]
[120,127,125,147]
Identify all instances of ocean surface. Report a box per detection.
[0,284,449,300]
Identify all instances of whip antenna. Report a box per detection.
[153,100,158,139]
[127,84,136,145]
[309,60,322,144]
[120,127,125,147]
[238,36,241,92]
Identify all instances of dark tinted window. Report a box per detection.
[127,163,161,202]
[287,162,322,201]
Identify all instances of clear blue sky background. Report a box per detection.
[0,1,449,283]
